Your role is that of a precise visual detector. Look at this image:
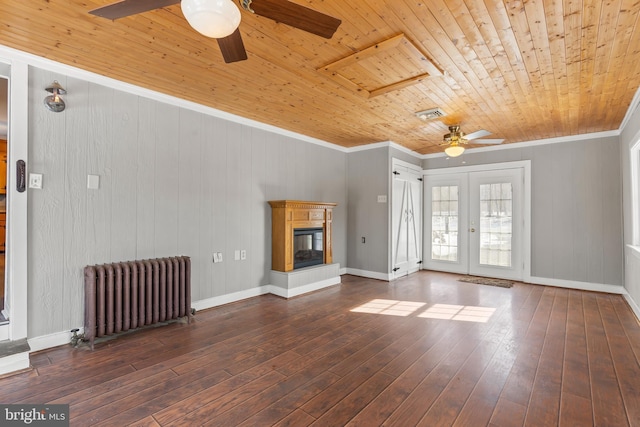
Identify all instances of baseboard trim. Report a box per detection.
[528,276,626,294]
[28,330,77,353]
[191,286,271,313]
[268,276,341,299]
[0,352,30,377]
[344,268,392,281]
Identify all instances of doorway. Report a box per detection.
[391,159,422,279]
[424,162,530,281]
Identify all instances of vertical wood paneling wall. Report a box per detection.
[27,67,347,338]
[621,99,640,312]
[423,135,624,288]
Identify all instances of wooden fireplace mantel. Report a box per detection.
[269,200,337,272]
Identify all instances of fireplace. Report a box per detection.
[269,200,336,272]
[294,228,324,269]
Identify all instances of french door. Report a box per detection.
[424,167,524,281]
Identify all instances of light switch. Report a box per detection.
[234,250,240,261]
[87,174,100,190]
[377,195,387,203]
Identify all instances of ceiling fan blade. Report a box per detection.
[217,29,248,63]
[470,139,505,145]
[464,129,492,141]
[250,0,341,39]
[90,0,179,19]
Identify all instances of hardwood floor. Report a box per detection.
[1,271,639,426]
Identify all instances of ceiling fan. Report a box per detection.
[441,125,504,157]
[89,0,342,63]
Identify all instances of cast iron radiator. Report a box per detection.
[83,256,192,349]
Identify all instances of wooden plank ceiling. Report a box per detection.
[1,0,639,154]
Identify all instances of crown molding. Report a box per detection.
[0,43,637,160]
[0,43,347,153]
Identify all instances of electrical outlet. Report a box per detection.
[240,249,246,260]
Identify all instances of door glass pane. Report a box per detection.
[478,183,512,267]
[431,185,459,261]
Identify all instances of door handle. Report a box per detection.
[469,228,476,232]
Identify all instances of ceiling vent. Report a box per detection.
[416,107,447,121]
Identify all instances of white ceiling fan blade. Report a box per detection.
[464,129,491,140]
[471,139,504,145]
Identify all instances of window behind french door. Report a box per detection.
[424,167,524,281]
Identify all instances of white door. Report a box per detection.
[423,173,468,274]
[424,167,524,280]
[392,166,422,278]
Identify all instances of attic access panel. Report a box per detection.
[318,34,443,98]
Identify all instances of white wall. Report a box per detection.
[620,94,640,315]
[27,66,348,338]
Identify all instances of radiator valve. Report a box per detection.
[70,328,84,347]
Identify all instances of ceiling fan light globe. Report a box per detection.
[181,0,241,38]
[444,145,465,157]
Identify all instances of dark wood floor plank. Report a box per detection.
[583,293,630,426]
[559,392,594,427]
[489,397,527,427]
[272,409,316,427]
[559,290,593,426]
[523,287,568,426]
[612,297,640,361]
[126,415,161,426]
[0,272,638,426]
[152,352,299,425]
[453,287,542,426]
[204,363,340,426]
[312,371,396,425]
[238,371,341,426]
[490,286,556,420]
[382,321,494,425]
[344,322,467,425]
[596,294,640,424]
[164,370,286,427]
[92,369,232,426]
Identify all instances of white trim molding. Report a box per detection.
[528,276,627,295]
[0,351,29,377]
[268,277,341,299]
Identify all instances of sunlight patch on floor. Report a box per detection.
[350,299,426,317]
[351,300,496,323]
[418,304,496,323]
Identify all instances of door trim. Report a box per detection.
[423,161,531,282]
